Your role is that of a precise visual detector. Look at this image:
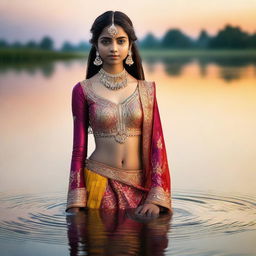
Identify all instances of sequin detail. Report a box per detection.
[80,79,143,143]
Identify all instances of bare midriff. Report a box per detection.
[88,135,143,169]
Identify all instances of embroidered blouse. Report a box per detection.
[66,79,172,213]
[80,79,142,144]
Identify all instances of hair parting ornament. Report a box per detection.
[107,11,118,38]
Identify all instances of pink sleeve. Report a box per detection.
[66,82,88,211]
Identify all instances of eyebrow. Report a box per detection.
[99,36,127,40]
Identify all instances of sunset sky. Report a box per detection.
[1,0,255,49]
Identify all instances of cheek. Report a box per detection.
[120,44,129,52]
[99,44,107,50]
[98,45,109,55]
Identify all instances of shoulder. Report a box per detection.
[72,80,88,100]
[72,81,82,92]
[73,78,92,92]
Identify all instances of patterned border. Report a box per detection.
[145,186,172,211]
[85,158,149,192]
[66,187,87,211]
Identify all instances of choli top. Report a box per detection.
[80,79,143,144]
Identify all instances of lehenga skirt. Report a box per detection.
[84,158,149,209]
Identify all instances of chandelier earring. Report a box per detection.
[93,50,103,66]
[125,48,134,66]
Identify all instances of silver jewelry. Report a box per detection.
[98,68,128,90]
[93,50,103,66]
[107,11,118,38]
[125,49,134,66]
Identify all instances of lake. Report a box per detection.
[0,54,255,256]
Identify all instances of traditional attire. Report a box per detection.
[66,78,172,213]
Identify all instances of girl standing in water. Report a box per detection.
[66,10,172,218]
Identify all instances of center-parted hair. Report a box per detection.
[85,10,145,80]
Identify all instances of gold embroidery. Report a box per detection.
[145,186,172,211]
[157,136,163,149]
[66,187,87,211]
[93,128,141,138]
[80,79,143,143]
[69,169,83,188]
[85,158,145,190]
[139,81,154,186]
[153,162,164,174]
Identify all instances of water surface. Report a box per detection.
[0,56,255,255]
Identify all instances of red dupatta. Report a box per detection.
[139,81,172,211]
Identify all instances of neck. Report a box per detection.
[101,64,124,74]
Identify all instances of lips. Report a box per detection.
[108,55,119,57]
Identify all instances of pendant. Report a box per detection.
[115,130,128,144]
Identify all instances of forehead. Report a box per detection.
[99,25,128,39]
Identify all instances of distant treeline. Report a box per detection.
[1,24,256,51]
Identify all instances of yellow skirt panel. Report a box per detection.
[84,167,108,209]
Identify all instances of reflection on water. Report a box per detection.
[0,56,256,82]
[67,208,171,256]
[0,190,255,255]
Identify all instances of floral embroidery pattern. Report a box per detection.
[100,179,146,209]
[69,169,82,190]
[157,136,163,149]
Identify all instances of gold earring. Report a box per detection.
[93,50,103,66]
[125,49,134,66]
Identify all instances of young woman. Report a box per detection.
[66,10,172,218]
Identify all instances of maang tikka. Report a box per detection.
[107,11,118,38]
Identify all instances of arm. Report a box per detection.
[144,82,172,213]
[66,82,89,212]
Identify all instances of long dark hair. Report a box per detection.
[85,11,145,80]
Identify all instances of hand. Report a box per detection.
[135,203,160,218]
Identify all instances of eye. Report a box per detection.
[101,39,110,44]
[118,39,126,44]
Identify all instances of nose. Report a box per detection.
[110,41,118,53]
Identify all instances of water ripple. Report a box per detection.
[0,190,255,245]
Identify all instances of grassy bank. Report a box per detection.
[1,48,256,63]
[0,49,88,63]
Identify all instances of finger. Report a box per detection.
[136,206,145,215]
[146,209,153,217]
[140,206,150,216]
[135,205,143,214]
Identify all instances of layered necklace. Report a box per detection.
[98,67,128,90]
